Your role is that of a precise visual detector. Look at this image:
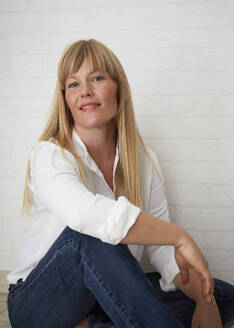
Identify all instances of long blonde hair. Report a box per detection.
[23,39,157,212]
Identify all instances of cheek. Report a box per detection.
[104,86,118,108]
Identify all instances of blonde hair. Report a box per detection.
[23,39,159,212]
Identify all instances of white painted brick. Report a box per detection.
[0,56,8,77]
[179,3,226,28]
[0,235,11,255]
[0,0,27,12]
[218,272,234,285]
[145,48,180,71]
[0,115,45,138]
[12,138,35,159]
[3,218,26,236]
[159,71,224,95]
[10,55,43,77]
[130,71,159,97]
[135,95,231,117]
[203,251,234,272]
[168,95,234,116]
[186,230,206,249]
[148,140,234,162]
[175,207,234,231]
[204,232,234,251]
[159,0,221,3]
[104,0,156,6]
[118,50,147,72]
[149,26,234,48]
[175,162,234,184]
[138,117,234,139]
[51,33,111,56]
[40,9,115,33]
[0,36,51,55]
[134,95,212,117]
[43,54,61,77]
[115,7,151,29]
[121,48,180,72]
[180,48,234,71]
[0,138,11,157]
[0,256,14,271]
[166,184,209,206]
[0,177,24,198]
[111,30,148,50]
[0,13,39,34]
[208,26,234,47]
[0,98,50,116]
[75,0,106,8]
[225,71,234,93]
[210,186,234,207]
[39,77,57,97]
[28,0,74,11]
[212,95,234,115]
[0,78,40,97]
[149,5,179,28]
[0,198,22,218]
[0,158,28,178]
[225,0,234,24]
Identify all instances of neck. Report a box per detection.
[74,125,117,165]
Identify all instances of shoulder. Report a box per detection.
[30,140,77,175]
[139,146,164,182]
[139,146,160,171]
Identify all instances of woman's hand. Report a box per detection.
[192,296,222,328]
[174,233,214,304]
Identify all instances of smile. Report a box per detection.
[80,103,100,111]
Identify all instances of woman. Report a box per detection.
[7,39,234,328]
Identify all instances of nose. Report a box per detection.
[80,81,93,97]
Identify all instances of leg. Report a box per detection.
[145,272,234,328]
[8,227,183,328]
[8,228,98,328]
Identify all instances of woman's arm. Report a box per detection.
[173,269,222,327]
[120,211,214,304]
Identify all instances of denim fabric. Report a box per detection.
[8,227,234,328]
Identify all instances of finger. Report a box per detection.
[199,271,214,304]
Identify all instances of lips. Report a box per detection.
[80,103,100,111]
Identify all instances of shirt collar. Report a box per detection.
[72,130,119,191]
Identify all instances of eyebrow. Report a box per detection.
[67,70,106,80]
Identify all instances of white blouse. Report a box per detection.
[7,130,179,291]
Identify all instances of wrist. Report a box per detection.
[173,226,191,248]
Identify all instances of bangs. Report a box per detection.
[58,40,119,89]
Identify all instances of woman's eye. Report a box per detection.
[92,76,104,82]
[68,82,79,88]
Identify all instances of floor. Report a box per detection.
[0,293,10,328]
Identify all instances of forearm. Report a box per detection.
[120,212,187,247]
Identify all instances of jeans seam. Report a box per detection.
[13,240,74,300]
[82,254,137,328]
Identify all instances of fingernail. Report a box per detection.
[207,295,212,304]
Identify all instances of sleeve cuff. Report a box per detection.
[159,249,180,292]
[99,196,141,245]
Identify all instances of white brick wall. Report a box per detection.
[0,0,234,285]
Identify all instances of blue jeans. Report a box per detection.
[8,227,234,328]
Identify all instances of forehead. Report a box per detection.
[66,58,110,81]
[69,54,105,75]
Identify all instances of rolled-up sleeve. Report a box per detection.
[30,142,141,245]
[145,151,180,291]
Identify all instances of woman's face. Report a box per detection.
[65,58,118,133]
